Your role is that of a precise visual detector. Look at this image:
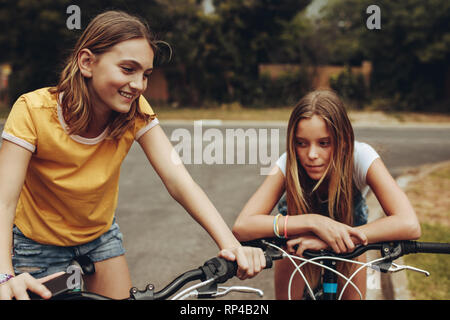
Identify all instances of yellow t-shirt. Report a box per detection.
[1,87,159,246]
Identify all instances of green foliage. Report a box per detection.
[356,0,450,110]
[0,0,166,103]
[162,0,311,106]
[251,69,312,107]
[329,66,366,108]
[0,0,76,102]
[314,0,450,111]
[310,0,367,65]
[2,0,447,110]
[0,0,311,107]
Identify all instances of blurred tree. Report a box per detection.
[277,11,322,65]
[310,0,366,65]
[0,0,75,102]
[158,0,312,106]
[0,0,167,103]
[359,0,450,110]
[156,0,226,105]
[315,0,450,110]
[0,0,314,107]
[208,0,311,105]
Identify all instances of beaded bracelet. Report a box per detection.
[0,274,14,285]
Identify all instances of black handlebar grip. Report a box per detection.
[205,253,274,283]
[401,240,450,255]
[265,254,273,269]
[225,259,239,279]
[414,241,450,254]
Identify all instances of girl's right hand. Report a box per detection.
[219,245,266,280]
[307,214,368,253]
[0,271,64,300]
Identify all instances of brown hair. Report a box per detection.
[50,10,158,139]
[285,90,355,288]
[285,90,355,224]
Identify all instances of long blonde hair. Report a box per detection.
[285,90,355,290]
[49,10,158,139]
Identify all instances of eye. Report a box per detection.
[121,66,134,73]
[319,140,331,147]
[296,140,307,147]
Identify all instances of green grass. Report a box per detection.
[403,223,450,300]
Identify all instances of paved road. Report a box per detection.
[116,122,450,299]
[1,121,450,299]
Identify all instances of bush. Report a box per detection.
[329,66,367,108]
[248,68,312,108]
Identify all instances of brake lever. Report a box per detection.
[388,263,430,276]
[181,285,264,299]
[212,285,264,298]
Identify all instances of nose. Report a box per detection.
[130,74,146,92]
[308,145,319,160]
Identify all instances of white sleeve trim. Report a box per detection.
[1,131,36,153]
[135,118,160,141]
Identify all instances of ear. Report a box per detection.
[78,48,96,78]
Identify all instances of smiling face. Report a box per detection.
[294,115,333,181]
[82,38,154,115]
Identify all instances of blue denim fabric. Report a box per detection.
[12,219,125,279]
[276,192,368,226]
[352,191,369,227]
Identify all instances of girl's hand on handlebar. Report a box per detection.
[219,246,266,280]
[308,214,368,253]
[287,235,328,257]
[0,271,64,300]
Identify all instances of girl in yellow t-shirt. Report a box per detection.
[0,10,265,300]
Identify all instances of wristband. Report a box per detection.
[0,273,14,285]
[273,214,286,239]
[284,215,289,239]
[273,214,280,238]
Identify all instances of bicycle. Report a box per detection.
[26,238,450,300]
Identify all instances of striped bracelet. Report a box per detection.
[273,214,284,239]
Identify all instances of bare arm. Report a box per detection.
[0,140,32,275]
[0,140,60,300]
[232,166,367,253]
[232,167,286,241]
[138,125,241,248]
[137,125,266,277]
[356,158,421,242]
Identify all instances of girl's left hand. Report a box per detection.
[219,246,266,280]
[286,235,329,257]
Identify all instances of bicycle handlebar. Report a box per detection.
[29,239,450,300]
[242,238,450,260]
[401,240,450,255]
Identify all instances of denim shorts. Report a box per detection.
[12,219,126,279]
[276,192,368,227]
